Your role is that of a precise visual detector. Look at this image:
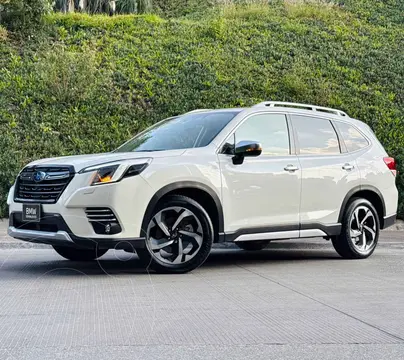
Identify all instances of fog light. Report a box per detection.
[85,207,122,235]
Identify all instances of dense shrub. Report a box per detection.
[152,0,214,17]
[0,0,52,31]
[337,0,404,26]
[0,24,7,39]
[0,3,403,218]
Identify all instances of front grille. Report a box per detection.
[85,207,121,235]
[14,165,75,204]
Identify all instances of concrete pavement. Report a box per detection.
[0,232,404,359]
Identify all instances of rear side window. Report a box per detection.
[292,115,340,155]
[234,113,290,156]
[335,121,369,152]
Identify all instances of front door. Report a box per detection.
[218,112,301,236]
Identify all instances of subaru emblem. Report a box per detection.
[33,171,47,183]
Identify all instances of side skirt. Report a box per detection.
[219,223,341,242]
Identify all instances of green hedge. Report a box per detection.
[0,4,403,218]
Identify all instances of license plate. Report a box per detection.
[22,204,41,222]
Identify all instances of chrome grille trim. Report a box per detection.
[85,208,118,223]
[14,165,75,204]
[85,207,122,235]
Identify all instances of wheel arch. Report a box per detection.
[140,181,224,241]
[338,185,386,228]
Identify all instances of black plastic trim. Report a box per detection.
[10,212,145,250]
[300,222,341,235]
[330,120,348,154]
[141,181,224,238]
[338,185,386,223]
[285,113,298,155]
[382,214,396,230]
[222,222,341,242]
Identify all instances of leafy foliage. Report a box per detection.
[152,0,214,17]
[336,0,404,26]
[0,0,52,31]
[0,2,403,218]
[0,24,7,39]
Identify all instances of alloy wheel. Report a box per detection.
[146,206,204,265]
[349,205,377,254]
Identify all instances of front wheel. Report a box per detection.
[53,246,108,261]
[332,198,380,259]
[136,195,214,273]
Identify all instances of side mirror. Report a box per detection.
[232,141,262,165]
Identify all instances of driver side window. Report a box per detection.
[226,113,290,156]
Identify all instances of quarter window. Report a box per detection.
[335,121,369,152]
[233,114,290,156]
[292,115,340,155]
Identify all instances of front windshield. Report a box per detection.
[115,111,239,153]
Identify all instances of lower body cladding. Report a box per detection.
[8,211,398,249]
[8,212,145,250]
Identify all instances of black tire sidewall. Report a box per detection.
[336,198,380,259]
[138,195,214,273]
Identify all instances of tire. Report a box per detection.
[136,195,214,274]
[332,198,380,259]
[53,246,108,261]
[236,240,270,251]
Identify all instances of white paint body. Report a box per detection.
[7,106,399,244]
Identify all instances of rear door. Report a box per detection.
[291,114,361,232]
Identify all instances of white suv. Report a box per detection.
[7,102,399,273]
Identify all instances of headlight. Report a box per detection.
[79,158,151,186]
[91,165,119,185]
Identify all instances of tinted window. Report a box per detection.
[234,114,290,156]
[292,115,340,155]
[335,121,369,152]
[115,111,239,152]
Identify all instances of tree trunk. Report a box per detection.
[68,0,74,12]
[78,0,87,12]
[137,0,152,14]
[108,0,116,15]
[62,0,74,12]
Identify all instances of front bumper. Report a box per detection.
[8,212,145,250]
[9,172,155,241]
[8,226,73,245]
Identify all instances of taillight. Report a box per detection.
[384,157,397,176]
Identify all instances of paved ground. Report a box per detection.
[0,229,403,359]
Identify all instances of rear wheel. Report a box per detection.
[236,241,270,251]
[53,246,108,261]
[136,195,214,273]
[332,198,380,259]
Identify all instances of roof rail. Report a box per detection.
[253,101,349,117]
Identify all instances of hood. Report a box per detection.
[27,150,186,172]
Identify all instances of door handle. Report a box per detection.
[342,163,354,171]
[284,164,299,172]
